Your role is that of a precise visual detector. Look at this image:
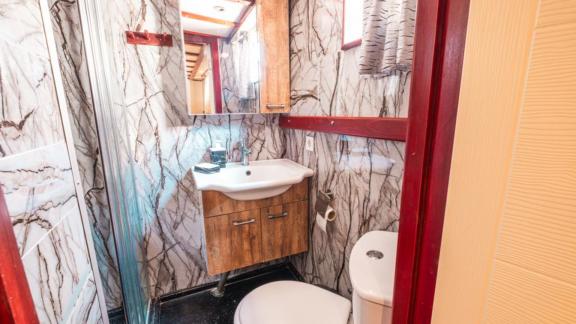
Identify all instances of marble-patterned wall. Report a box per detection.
[0,0,104,322]
[98,0,285,299]
[49,0,123,311]
[290,0,411,118]
[288,0,413,298]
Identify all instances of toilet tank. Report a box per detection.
[349,231,398,324]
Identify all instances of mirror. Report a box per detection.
[342,0,363,50]
[180,0,261,115]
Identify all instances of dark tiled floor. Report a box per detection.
[157,264,301,324]
[108,308,125,324]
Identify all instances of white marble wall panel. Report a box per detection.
[0,37,64,157]
[0,0,48,55]
[22,204,93,324]
[0,142,76,255]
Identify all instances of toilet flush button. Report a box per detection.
[366,250,384,260]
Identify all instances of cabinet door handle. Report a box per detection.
[266,104,286,110]
[268,211,288,220]
[232,219,256,226]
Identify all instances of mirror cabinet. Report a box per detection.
[179,0,289,115]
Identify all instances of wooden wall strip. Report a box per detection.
[279,116,408,141]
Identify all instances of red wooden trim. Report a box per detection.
[0,187,39,324]
[126,31,173,47]
[391,0,470,323]
[341,0,362,50]
[183,32,223,114]
[342,39,362,51]
[279,116,408,141]
[183,30,225,40]
[411,1,471,322]
[210,38,223,114]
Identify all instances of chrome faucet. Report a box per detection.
[240,139,251,166]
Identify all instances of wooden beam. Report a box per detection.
[181,11,236,27]
[279,116,408,141]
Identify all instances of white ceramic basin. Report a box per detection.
[193,159,314,200]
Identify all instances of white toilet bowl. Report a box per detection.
[234,281,351,324]
[234,231,397,324]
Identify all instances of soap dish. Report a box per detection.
[194,163,221,174]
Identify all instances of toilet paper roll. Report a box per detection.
[315,206,336,233]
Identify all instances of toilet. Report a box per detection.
[350,231,398,324]
[234,231,397,324]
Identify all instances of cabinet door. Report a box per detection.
[257,0,290,113]
[260,201,309,262]
[204,210,262,275]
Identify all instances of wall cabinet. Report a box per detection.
[202,180,308,275]
[258,0,291,113]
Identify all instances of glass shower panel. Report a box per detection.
[77,1,151,322]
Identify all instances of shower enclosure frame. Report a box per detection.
[77,1,152,323]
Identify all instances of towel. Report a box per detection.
[234,31,258,100]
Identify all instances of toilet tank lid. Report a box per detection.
[350,231,398,306]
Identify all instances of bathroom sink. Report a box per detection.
[193,159,314,200]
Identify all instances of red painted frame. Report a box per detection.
[280,116,407,141]
[0,187,38,324]
[391,0,470,323]
[183,32,224,114]
[341,0,362,50]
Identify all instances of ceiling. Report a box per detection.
[180,0,253,38]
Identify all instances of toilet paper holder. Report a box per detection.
[316,190,334,215]
[317,190,334,204]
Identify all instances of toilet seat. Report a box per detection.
[234,281,351,324]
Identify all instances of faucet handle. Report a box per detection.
[240,139,250,151]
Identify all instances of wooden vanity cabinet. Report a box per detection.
[202,179,309,275]
[257,0,290,113]
[204,210,262,275]
[260,201,308,262]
